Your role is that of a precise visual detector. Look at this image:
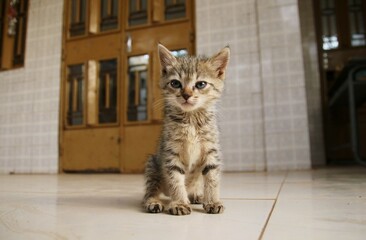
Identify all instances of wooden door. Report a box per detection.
[314,0,366,162]
[60,0,122,172]
[60,0,195,173]
[121,0,195,172]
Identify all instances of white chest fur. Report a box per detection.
[182,125,201,170]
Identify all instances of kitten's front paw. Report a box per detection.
[168,202,191,216]
[203,202,224,214]
[145,202,164,213]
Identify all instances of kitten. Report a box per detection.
[142,44,230,215]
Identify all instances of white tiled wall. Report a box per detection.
[0,0,324,173]
[0,0,63,174]
[196,0,321,170]
[196,0,266,171]
[298,0,326,166]
[258,0,311,170]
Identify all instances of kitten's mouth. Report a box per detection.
[174,97,198,111]
[180,100,196,109]
[182,101,193,105]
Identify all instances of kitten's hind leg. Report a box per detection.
[142,155,164,213]
[187,172,204,204]
[189,194,204,204]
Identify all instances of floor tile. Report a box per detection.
[262,167,366,240]
[223,172,287,184]
[282,168,366,199]
[261,198,366,240]
[0,174,274,240]
[1,168,365,240]
[285,167,366,184]
[277,181,366,200]
[221,172,285,199]
[0,192,273,240]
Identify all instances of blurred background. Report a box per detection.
[0,0,365,174]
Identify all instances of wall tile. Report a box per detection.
[255,0,312,170]
[298,0,326,165]
[0,0,63,174]
[197,0,269,171]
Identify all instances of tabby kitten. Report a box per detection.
[142,44,230,215]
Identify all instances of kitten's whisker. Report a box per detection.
[153,99,164,107]
[152,97,173,111]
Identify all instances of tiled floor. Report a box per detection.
[0,167,365,240]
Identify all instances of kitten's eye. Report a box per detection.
[170,80,182,89]
[195,81,207,89]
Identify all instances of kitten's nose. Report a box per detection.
[182,93,191,101]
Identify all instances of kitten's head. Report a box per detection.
[158,44,230,112]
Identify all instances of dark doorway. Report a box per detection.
[313,0,366,165]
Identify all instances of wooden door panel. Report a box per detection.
[65,35,122,62]
[126,21,192,122]
[62,128,120,172]
[128,22,192,53]
[122,124,161,173]
[122,26,193,172]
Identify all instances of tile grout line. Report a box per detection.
[258,171,289,240]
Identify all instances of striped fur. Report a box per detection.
[142,44,230,215]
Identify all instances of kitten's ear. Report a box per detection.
[158,44,177,73]
[209,46,230,80]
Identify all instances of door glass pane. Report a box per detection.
[12,0,28,66]
[127,55,149,121]
[100,0,119,31]
[67,64,85,126]
[165,0,186,21]
[99,59,118,124]
[129,0,148,26]
[320,0,339,50]
[70,0,86,37]
[348,0,366,47]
